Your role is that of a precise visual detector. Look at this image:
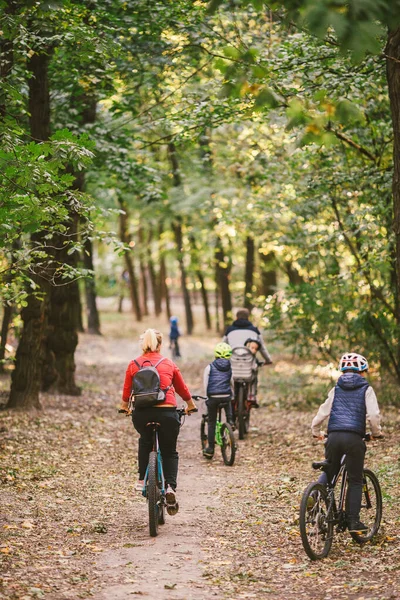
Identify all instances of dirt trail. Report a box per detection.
[1,316,400,600]
[93,416,219,600]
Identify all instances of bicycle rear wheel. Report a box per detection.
[200,415,208,451]
[299,482,333,560]
[147,451,160,537]
[221,423,236,466]
[350,469,382,544]
[237,386,246,440]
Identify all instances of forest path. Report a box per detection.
[0,310,399,600]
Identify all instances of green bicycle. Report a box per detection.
[194,395,236,466]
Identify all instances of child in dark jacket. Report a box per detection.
[202,342,234,458]
[169,316,181,358]
[311,352,382,533]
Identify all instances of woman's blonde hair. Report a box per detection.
[140,329,163,353]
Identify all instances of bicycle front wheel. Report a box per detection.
[147,451,160,537]
[221,423,236,466]
[350,469,382,544]
[299,482,333,560]
[237,386,246,440]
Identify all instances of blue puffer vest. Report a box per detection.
[328,372,369,437]
[207,358,232,397]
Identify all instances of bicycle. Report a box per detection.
[299,434,383,560]
[119,406,195,537]
[194,395,236,466]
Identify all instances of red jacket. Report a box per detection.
[122,351,191,407]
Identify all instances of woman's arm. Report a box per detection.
[122,362,134,403]
[172,365,192,401]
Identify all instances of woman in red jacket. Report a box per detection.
[120,328,197,514]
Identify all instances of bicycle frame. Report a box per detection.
[214,406,225,447]
[323,454,371,533]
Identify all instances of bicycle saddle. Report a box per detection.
[312,460,330,471]
[146,421,160,428]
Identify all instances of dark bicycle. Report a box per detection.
[299,434,382,560]
[194,395,236,466]
[231,347,264,439]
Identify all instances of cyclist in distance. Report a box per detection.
[223,308,273,366]
[202,342,234,459]
[120,329,197,514]
[311,352,383,533]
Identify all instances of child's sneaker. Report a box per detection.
[248,394,259,408]
[347,520,368,533]
[202,446,214,459]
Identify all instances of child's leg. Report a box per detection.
[206,398,219,450]
[223,399,233,424]
[323,433,344,486]
[344,434,366,523]
[251,371,258,397]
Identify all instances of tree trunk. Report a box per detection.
[147,230,162,316]
[260,251,278,297]
[159,225,171,320]
[189,234,211,330]
[42,212,81,396]
[167,142,194,334]
[0,2,14,120]
[285,261,304,286]
[138,228,149,316]
[83,238,101,334]
[8,50,52,409]
[197,269,212,330]
[0,304,13,373]
[215,240,232,328]
[386,28,400,379]
[118,199,142,321]
[172,220,194,335]
[244,236,255,310]
[8,283,47,410]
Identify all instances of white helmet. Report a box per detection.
[339,353,368,373]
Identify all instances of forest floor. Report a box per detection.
[0,305,400,600]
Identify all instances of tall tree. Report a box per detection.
[8,49,53,409]
[167,142,194,334]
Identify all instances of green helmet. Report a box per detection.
[214,342,232,359]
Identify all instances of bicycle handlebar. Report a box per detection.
[191,395,207,401]
[321,432,383,441]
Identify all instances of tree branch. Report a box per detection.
[329,128,377,162]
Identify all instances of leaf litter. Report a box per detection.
[0,324,399,599]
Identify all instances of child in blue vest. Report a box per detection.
[169,316,181,358]
[311,352,382,533]
[202,342,234,459]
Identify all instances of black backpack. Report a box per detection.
[131,358,171,409]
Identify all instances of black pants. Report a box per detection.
[206,396,233,449]
[132,407,180,490]
[318,431,366,521]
